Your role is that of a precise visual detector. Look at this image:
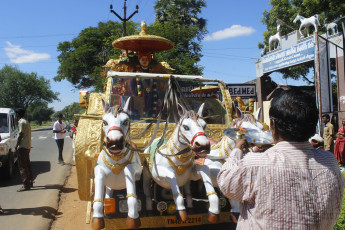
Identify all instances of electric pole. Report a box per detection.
[110,0,139,37]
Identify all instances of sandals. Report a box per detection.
[17,187,31,192]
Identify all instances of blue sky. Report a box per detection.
[0,0,293,111]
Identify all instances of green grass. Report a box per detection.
[30,121,52,130]
[334,171,345,230]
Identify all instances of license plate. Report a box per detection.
[165,215,202,227]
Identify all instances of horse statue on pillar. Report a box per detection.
[143,103,211,223]
[268,24,281,52]
[325,21,338,36]
[92,98,142,230]
[293,14,320,38]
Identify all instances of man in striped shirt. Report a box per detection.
[217,89,344,229]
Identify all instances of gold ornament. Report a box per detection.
[101,150,134,175]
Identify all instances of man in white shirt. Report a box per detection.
[53,114,66,165]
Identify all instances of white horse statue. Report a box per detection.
[293,14,320,38]
[325,22,338,36]
[143,103,210,222]
[92,98,142,230]
[190,106,273,223]
[260,45,267,57]
[268,24,281,52]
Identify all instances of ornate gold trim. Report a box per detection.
[206,191,217,196]
[166,139,191,163]
[173,193,183,200]
[126,193,137,198]
[103,145,130,162]
[166,156,193,176]
[101,150,134,175]
[219,83,233,123]
[93,199,104,204]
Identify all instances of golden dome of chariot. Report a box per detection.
[112,21,174,52]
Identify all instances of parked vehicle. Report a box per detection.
[0,108,18,179]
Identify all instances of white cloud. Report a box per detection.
[4,41,50,63]
[204,25,256,41]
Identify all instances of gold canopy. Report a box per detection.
[112,21,174,52]
[190,85,219,94]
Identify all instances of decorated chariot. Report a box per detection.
[74,22,272,230]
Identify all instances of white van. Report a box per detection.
[0,108,19,179]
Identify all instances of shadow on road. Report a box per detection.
[25,184,77,193]
[32,161,51,179]
[0,161,51,187]
[0,206,61,219]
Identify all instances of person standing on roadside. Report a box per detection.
[15,108,33,192]
[334,118,345,165]
[322,114,334,152]
[217,89,344,229]
[53,114,66,165]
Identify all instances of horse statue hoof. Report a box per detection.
[178,210,188,222]
[91,217,105,230]
[127,216,141,229]
[207,212,219,224]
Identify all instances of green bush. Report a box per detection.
[334,172,345,230]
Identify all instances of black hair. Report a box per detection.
[58,113,63,118]
[322,114,330,120]
[15,108,26,117]
[269,88,318,142]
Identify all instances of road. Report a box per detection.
[0,127,73,230]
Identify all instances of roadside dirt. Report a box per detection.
[50,164,92,230]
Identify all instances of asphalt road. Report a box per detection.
[0,127,73,230]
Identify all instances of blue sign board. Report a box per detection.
[262,38,315,73]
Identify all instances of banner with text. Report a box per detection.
[179,83,256,99]
[262,38,315,73]
[226,84,256,98]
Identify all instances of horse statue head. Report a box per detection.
[176,103,210,158]
[230,105,273,145]
[293,13,303,24]
[102,97,131,154]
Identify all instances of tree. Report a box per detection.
[149,0,207,75]
[55,21,139,91]
[53,102,84,122]
[259,0,345,84]
[26,101,54,124]
[0,65,59,110]
[56,1,208,89]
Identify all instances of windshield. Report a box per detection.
[0,113,9,133]
[110,77,226,125]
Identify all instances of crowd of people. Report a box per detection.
[312,113,345,166]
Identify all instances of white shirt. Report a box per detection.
[53,120,65,139]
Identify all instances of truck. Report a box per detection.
[74,21,238,229]
[0,108,18,179]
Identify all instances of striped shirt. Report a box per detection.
[217,141,344,230]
